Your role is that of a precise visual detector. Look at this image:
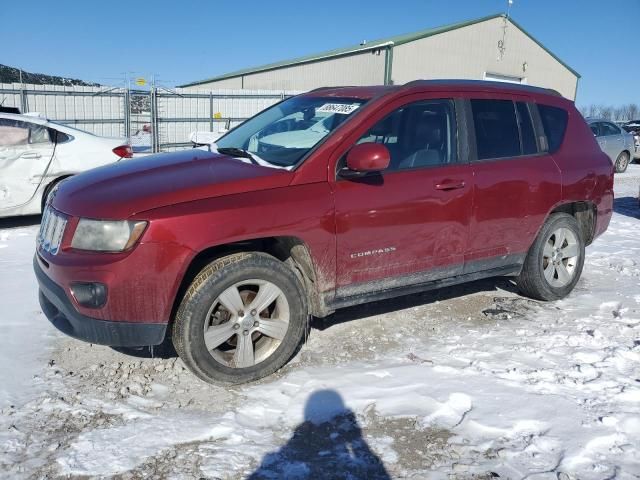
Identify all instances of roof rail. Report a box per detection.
[403,79,562,97]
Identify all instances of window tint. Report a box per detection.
[538,104,568,153]
[589,123,600,137]
[471,99,520,160]
[356,100,456,170]
[516,102,537,155]
[600,122,620,136]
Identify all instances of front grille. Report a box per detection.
[38,206,67,255]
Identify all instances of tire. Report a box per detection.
[172,252,308,385]
[40,177,67,212]
[516,213,585,301]
[614,151,630,173]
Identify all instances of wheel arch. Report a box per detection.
[41,174,73,211]
[170,236,329,326]
[547,200,597,246]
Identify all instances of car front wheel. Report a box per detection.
[172,252,308,384]
[516,213,585,301]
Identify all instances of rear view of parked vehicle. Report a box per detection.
[587,118,635,172]
[622,120,640,161]
[34,80,614,385]
[0,113,132,218]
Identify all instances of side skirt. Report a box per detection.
[327,263,522,311]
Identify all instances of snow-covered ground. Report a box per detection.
[1,166,639,479]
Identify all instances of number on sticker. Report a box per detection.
[316,103,360,115]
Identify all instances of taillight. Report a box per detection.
[113,145,133,158]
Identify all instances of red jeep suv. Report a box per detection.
[34,80,614,384]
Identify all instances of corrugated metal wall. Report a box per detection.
[186,51,386,91]
[392,17,578,99]
[157,88,301,149]
[0,84,301,150]
[0,83,125,136]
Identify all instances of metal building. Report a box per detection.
[179,14,579,99]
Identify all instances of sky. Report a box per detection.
[1,0,638,106]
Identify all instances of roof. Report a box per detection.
[302,80,568,102]
[180,14,579,88]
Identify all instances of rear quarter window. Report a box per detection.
[538,105,568,153]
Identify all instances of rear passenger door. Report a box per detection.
[0,118,55,209]
[465,97,561,273]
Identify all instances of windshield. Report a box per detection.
[216,96,367,167]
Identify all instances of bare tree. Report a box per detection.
[628,103,639,121]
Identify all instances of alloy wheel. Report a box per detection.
[203,279,290,368]
[542,227,580,288]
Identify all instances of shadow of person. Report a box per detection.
[248,389,391,480]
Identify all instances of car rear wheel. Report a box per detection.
[172,252,308,385]
[614,151,630,173]
[516,213,585,301]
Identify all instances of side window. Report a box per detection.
[29,123,51,144]
[538,104,568,153]
[356,99,456,170]
[0,119,52,147]
[589,123,601,137]
[516,102,538,155]
[471,99,520,160]
[0,119,29,147]
[601,122,620,136]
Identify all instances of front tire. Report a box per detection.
[172,252,308,385]
[615,151,630,173]
[516,213,585,301]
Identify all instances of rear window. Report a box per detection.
[538,104,568,153]
[471,99,520,160]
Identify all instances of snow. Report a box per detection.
[0,164,639,478]
[0,225,57,409]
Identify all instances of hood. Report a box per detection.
[53,149,293,219]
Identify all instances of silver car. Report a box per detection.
[587,118,635,173]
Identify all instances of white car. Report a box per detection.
[0,113,132,218]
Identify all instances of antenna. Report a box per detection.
[497,0,513,60]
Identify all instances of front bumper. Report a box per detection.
[34,256,167,346]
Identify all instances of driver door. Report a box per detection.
[331,97,472,299]
[0,118,55,209]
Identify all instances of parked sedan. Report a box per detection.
[0,113,132,218]
[587,118,635,172]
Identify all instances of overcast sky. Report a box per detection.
[2,0,638,106]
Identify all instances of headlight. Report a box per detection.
[71,219,147,252]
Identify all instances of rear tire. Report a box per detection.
[614,151,630,173]
[516,213,585,301]
[172,252,308,385]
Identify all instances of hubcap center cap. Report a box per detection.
[240,315,256,329]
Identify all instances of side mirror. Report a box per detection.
[340,143,390,178]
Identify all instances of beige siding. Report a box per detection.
[242,51,385,89]
[189,51,385,91]
[392,17,577,99]
[183,76,243,91]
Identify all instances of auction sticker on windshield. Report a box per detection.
[316,103,360,115]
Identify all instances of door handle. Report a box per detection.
[21,152,41,159]
[435,180,466,191]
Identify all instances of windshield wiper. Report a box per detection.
[217,147,259,165]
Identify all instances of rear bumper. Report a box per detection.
[35,255,167,346]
